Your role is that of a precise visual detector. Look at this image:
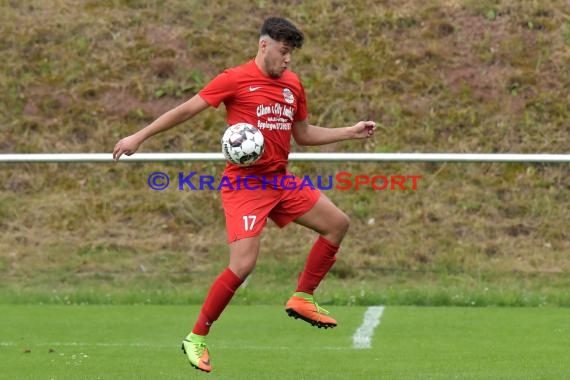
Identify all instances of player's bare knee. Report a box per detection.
[229,253,258,279]
[326,211,350,244]
[230,261,256,279]
[337,211,350,238]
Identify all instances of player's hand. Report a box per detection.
[351,120,376,139]
[113,134,142,161]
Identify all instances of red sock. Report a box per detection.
[296,236,340,295]
[192,268,243,335]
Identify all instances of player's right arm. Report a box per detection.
[113,94,210,161]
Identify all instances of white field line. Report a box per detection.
[0,341,349,351]
[2,308,386,351]
[352,306,384,349]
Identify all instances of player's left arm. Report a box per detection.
[292,120,375,146]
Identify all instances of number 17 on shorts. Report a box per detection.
[242,215,257,232]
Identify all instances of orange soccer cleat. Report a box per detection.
[285,292,338,329]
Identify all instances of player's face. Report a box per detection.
[263,39,292,78]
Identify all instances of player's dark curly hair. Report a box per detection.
[260,17,304,49]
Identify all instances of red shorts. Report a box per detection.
[221,172,321,243]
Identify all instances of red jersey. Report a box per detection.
[199,60,308,176]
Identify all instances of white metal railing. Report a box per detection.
[1,153,570,163]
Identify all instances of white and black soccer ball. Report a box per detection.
[221,123,265,166]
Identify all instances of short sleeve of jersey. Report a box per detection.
[199,70,237,108]
[294,82,308,122]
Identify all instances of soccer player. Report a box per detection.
[113,17,375,372]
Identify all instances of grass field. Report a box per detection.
[3,304,569,380]
[2,2,569,378]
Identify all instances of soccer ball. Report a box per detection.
[221,123,265,166]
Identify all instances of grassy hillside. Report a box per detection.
[1,0,569,305]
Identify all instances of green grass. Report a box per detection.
[2,305,569,379]
[1,268,570,308]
